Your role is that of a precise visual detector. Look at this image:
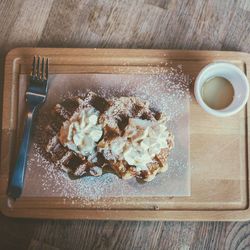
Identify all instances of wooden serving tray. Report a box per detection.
[1,48,250,221]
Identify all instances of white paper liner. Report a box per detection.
[18,72,191,199]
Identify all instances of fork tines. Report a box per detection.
[32,56,48,80]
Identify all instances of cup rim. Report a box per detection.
[194,62,249,117]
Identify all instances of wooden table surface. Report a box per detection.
[1,0,250,249]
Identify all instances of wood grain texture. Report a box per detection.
[0,0,250,249]
[1,49,249,220]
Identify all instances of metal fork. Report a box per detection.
[8,56,49,199]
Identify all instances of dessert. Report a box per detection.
[98,96,174,181]
[46,92,174,181]
[46,92,109,177]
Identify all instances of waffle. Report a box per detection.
[46,92,174,182]
[46,92,109,177]
[98,96,174,182]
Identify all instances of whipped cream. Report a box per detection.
[59,107,103,157]
[107,116,171,171]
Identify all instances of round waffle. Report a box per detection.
[46,92,109,178]
[98,96,174,181]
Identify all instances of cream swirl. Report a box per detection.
[59,107,103,157]
[108,116,171,171]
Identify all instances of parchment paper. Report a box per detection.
[19,73,190,199]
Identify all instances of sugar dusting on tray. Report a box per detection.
[65,65,190,120]
[23,64,191,205]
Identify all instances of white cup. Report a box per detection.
[194,62,249,117]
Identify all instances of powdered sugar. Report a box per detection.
[63,66,191,121]
[22,65,191,204]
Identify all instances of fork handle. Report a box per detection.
[8,106,37,199]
